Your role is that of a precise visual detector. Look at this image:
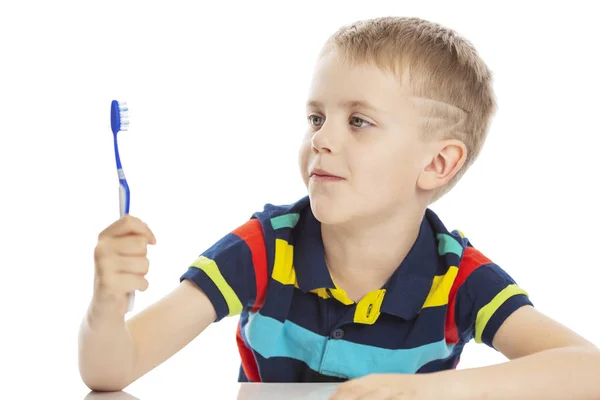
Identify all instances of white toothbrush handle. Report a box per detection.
[119,182,135,313]
[127,291,135,312]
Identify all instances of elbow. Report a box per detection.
[78,349,136,392]
[82,378,129,393]
[79,368,132,393]
[567,343,600,355]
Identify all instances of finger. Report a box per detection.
[96,273,149,297]
[114,273,149,293]
[100,215,156,244]
[356,391,378,400]
[113,235,151,256]
[387,395,407,400]
[329,384,362,400]
[115,256,150,276]
[357,389,394,400]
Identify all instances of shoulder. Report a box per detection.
[445,232,531,346]
[252,196,310,222]
[425,209,532,344]
[425,207,497,280]
[208,195,310,263]
[251,195,310,227]
[197,196,310,259]
[441,227,515,304]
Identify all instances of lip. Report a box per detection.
[309,168,344,180]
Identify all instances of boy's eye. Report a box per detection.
[308,115,324,127]
[350,116,372,128]
[307,115,373,129]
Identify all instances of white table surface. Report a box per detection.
[83,383,340,400]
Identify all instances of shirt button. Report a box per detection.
[332,328,345,339]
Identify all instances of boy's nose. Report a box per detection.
[311,122,340,154]
[311,138,332,154]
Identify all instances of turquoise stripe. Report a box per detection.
[437,233,463,257]
[270,213,300,230]
[245,312,325,373]
[320,336,454,378]
[244,312,455,379]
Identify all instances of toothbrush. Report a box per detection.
[110,100,135,312]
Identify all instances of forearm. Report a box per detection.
[78,302,136,392]
[438,346,600,400]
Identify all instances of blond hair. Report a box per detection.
[321,16,497,203]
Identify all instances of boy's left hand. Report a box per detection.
[329,373,439,400]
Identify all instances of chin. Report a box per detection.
[308,192,353,225]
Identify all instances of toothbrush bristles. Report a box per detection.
[119,101,129,130]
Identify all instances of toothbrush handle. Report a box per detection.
[119,179,135,313]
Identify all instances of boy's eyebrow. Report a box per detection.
[306,100,385,114]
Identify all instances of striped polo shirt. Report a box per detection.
[180,195,533,382]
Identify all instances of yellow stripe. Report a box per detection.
[475,284,529,343]
[421,266,459,309]
[329,288,354,305]
[310,288,330,300]
[354,289,386,324]
[324,277,355,305]
[272,239,296,285]
[190,256,243,316]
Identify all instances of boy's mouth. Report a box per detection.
[309,168,344,180]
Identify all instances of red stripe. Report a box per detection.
[445,246,492,343]
[232,219,268,312]
[236,322,261,382]
[231,219,267,383]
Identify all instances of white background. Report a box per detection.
[1,1,599,398]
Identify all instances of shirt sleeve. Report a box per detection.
[179,217,268,322]
[454,246,534,349]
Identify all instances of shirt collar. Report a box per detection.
[293,203,444,321]
[293,206,335,291]
[379,209,441,320]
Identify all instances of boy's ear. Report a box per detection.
[417,139,467,191]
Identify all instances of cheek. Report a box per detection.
[298,136,312,183]
[354,145,420,190]
[387,148,426,191]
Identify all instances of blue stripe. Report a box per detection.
[244,312,455,379]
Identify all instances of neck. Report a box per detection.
[321,202,426,294]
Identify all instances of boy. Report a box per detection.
[79,16,600,399]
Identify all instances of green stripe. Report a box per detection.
[270,213,300,230]
[437,233,463,256]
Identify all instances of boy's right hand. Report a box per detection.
[92,215,157,317]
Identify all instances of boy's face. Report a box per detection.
[299,51,431,225]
